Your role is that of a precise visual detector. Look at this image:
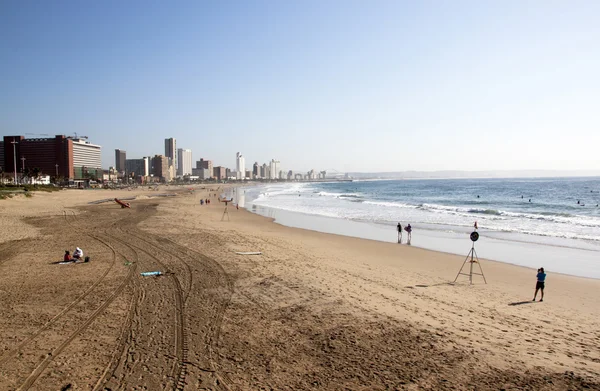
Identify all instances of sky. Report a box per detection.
[1,0,600,173]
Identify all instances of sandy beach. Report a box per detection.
[1,186,599,390]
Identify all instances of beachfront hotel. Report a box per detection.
[71,138,102,180]
[1,135,102,181]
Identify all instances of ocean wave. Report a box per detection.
[317,191,363,199]
[467,208,502,216]
[363,200,419,209]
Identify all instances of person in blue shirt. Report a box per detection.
[533,267,546,302]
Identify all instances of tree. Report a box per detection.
[31,167,41,183]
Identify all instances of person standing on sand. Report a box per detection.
[405,224,412,241]
[533,267,546,302]
[397,222,402,243]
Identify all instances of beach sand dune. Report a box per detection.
[0,188,598,390]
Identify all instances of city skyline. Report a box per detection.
[2,2,600,172]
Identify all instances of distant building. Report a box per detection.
[164,138,177,172]
[115,149,126,173]
[152,155,170,182]
[125,157,150,178]
[260,163,267,178]
[177,148,192,176]
[245,170,252,179]
[72,138,102,180]
[226,168,232,178]
[269,159,281,180]
[253,162,259,178]
[197,158,213,178]
[0,140,4,174]
[213,166,226,180]
[191,167,210,179]
[2,135,76,180]
[236,152,245,180]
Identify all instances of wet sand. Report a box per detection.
[0,186,599,390]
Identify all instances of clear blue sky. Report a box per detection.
[2,0,599,172]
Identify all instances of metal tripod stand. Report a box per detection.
[221,203,230,221]
[453,241,487,284]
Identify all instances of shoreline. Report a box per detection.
[235,190,600,280]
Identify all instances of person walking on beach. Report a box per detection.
[405,224,412,241]
[533,267,546,302]
[397,222,402,243]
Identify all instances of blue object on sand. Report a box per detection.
[140,271,162,276]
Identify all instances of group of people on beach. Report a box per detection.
[63,247,86,262]
[200,198,211,205]
[396,223,412,244]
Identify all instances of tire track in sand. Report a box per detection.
[0,210,125,366]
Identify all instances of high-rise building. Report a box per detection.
[260,163,267,178]
[213,166,226,180]
[0,140,4,173]
[115,149,126,173]
[3,135,74,180]
[197,158,213,178]
[72,138,102,180]
[270,159,280,180]
[125,157,150,178]
[236,152,245,180]
[177,148,192,176]
[253,162,259,178]
[152,155,170,182]
[164,138,176,172]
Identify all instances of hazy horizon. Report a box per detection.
[2,1,600,172]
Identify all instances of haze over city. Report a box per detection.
[2,1,600,173]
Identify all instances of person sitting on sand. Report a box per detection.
[64,250,72,262]
[73,247,83,260]
[533,267,546,302]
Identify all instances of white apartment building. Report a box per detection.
[72,138,102,179]
[236,152,245,180]
[177,148,192,176]
[269,159,280,180]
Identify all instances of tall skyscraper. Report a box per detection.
[177,148,192,176]
[261,163,267,178]
[164,138,176,172]
[270,159,280,180]
[115,149,126,173]
[253,162,259,178]
[236,152,245,180]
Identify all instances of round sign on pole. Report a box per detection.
[470,231,479,242]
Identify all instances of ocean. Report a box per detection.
[235,177,600,278]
